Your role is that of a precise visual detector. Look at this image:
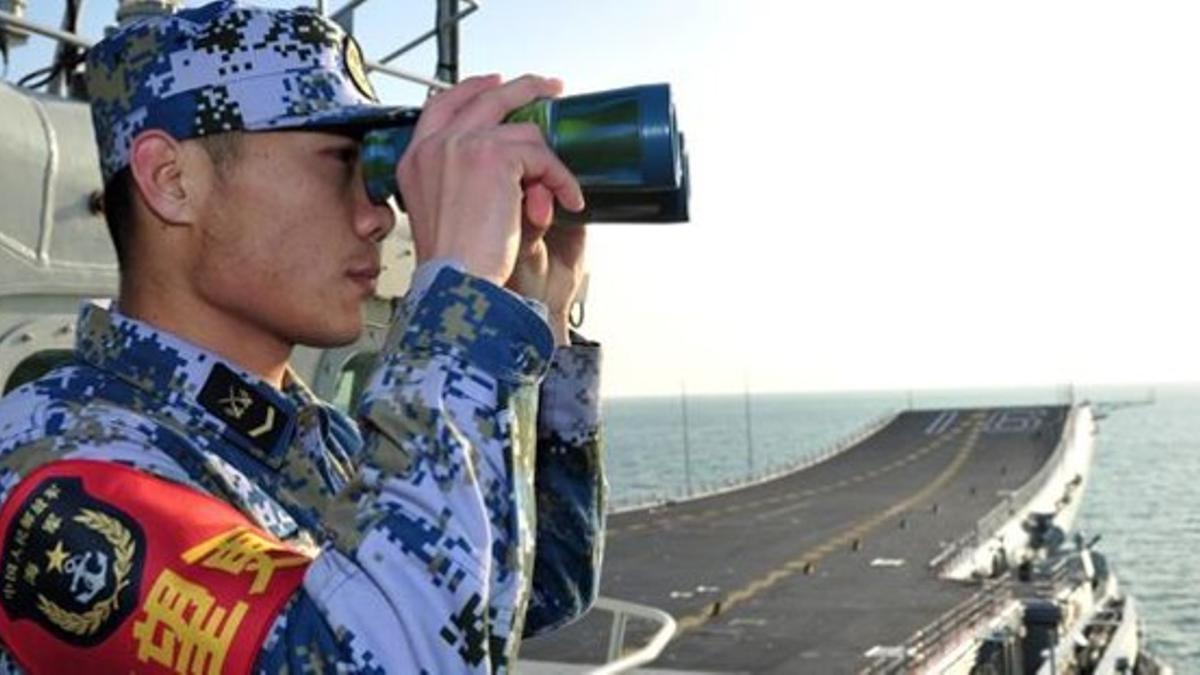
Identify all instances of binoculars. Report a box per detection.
[362,84,690,224]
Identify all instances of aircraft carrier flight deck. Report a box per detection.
[522,406,1069,674]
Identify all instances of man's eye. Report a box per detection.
[328,147,359,164]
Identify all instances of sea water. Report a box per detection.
[602,385,1198,669]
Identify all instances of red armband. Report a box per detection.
[0,460,312,674]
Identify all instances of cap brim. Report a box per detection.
[253,102,420,136]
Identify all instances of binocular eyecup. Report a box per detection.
[361,83,690,224]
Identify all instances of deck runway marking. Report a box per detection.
[674,417,986,635]
[753,499,812,521]
[925,411,959,435]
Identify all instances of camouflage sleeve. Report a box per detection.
[273,264,555,673]
[524,337,606,637]
[0,646,20,674]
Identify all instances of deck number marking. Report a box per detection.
[984,409,1045,434]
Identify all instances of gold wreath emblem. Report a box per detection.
[343,36,378,102]
[36,509,135,637]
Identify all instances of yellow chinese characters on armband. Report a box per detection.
[0,460,313,675]
[182,526,310,595]
[131,569,248,674]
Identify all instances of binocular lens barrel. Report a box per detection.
[362,83,689,224]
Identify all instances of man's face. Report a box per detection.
[187,130,395,348]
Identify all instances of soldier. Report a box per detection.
[0,1,604,673]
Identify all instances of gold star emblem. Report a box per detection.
[45,540,69,573]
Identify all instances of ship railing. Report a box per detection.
[861,574,1016,674]
[929,405,1082,577]
[609,411,898,513]
[586,596,678,675]
[1025,553,1078,595]
[521,597,677,674]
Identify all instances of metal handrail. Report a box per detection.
[862,575,1016,674]
[0,9,92,48]
[587,596,677,675]
[610,411,898,513]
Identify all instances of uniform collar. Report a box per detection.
[73,300,298,468]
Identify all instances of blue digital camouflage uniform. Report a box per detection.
[0,1,605,672]
[0,262,605,673]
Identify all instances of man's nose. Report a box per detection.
[354,181,396,243]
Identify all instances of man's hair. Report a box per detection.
[101,132,243,268]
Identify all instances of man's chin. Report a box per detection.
[295,323,364,349]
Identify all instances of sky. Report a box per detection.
[7,1,1200,397]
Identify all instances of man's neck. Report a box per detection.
[118,284,291,390]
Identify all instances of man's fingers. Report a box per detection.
[412,74,502,140]
[444,74,563,133]
[545,223,586,272]
[483,124,585,213]
[545,220,586,254]
[520,147,584,214]
[523,183,555,228]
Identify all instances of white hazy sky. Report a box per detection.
[9,1,1200,397]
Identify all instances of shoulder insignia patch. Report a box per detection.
[0,460,312,674]
[198,362,290,462]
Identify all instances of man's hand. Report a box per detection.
[507,224,587,346]
[396,75,586,287]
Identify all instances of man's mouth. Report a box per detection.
[346,262,382,294]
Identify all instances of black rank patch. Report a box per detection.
[198,362,288,458]
[0,476,145,646]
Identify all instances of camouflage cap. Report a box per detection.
[86,0,408,182]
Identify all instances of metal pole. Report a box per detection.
[51,0,87,98]
[680,381,693,497]
[365,59,450,91]
[330,0,371,27]
[434,0,460,86]
[606,611,628,663]
[378,0,479,66]
[743,378,754,476]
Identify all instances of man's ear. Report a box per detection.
[128,130,205,226]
